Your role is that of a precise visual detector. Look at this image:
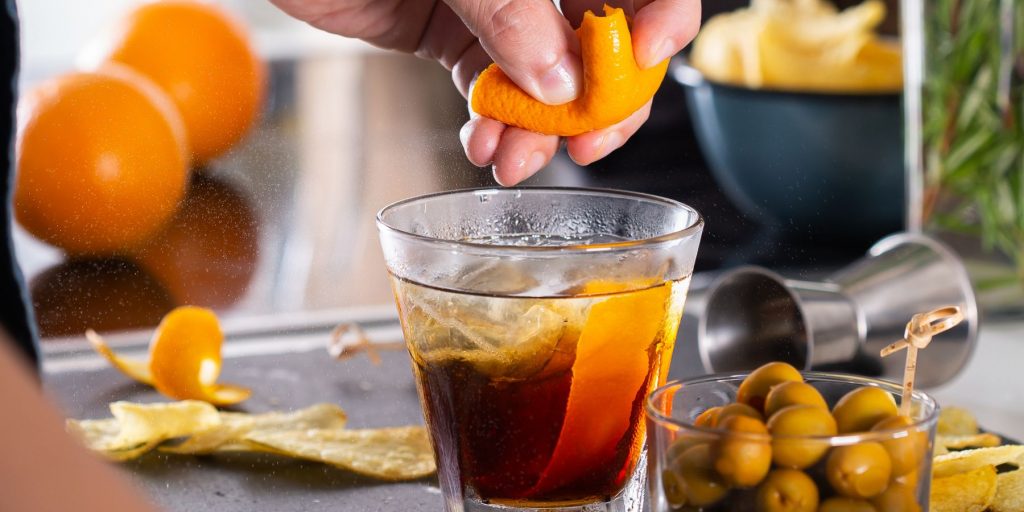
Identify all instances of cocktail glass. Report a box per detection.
[376,188,703,511]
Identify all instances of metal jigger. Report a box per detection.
[699,233,979,387]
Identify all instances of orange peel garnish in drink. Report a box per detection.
[532,280,671,494]
[87,306,250,406]
[470,5,670,136]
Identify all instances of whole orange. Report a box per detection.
[15,66,189,254]
[85,1,265,164]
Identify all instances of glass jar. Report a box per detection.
[646,373,938,512]
[903,0,1024,316]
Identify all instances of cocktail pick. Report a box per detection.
[880,306,964,416]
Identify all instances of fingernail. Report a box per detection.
[595,132,623,160]
[491,164,508,186]
[644,40,674,68]
[459,120,474,152]
[536,54,581,105]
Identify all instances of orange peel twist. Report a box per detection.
[87,306,250,406]
[470,5,670,136]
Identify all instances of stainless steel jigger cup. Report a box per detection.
[699,232,979,387]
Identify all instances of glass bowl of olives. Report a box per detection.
[646,362,939,512]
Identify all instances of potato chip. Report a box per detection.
[931,465,998,512]
[992,469,1024,512]
[111,400,221,446]
[936,433,1003,451]
[68,400,220,460]
[244,427,436,480]
[66,417,158,461]
[938,406,981,435]
[767,0,884,49]
[161,403,347,454]
[690,0,900,93]
[934,445,1024,479]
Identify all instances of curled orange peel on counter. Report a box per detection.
[469,5,670,137]
[87,306,250,406]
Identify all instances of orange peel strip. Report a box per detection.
[531,281,671,494]
[470,5,670,136]
[87,306,250,406]
[87,329,154,385]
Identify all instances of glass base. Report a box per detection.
[452,452,648,512]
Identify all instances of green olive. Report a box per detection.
[869,481,921,512]
[737,362,804,412]
[695,406,723,428]
[767,405,837,469]
[673,443,730,507]
[765,381,828,418]
[662,469,689,508]
[817,497,877,512]
[718,402,765,424]
[714,415,772,488]
[831,387,898,434]
[826,443,892,498]
[755,469,819,512]
[871,415,927,477]
[895,469,918,489]
[667,432,710,463]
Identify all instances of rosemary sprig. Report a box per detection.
[921,0,1024,281]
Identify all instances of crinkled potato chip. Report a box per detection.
[66,417,157,461]
[88,306,251,405]
[936,433,1003,452]
[244,427,436,481]
[66,401,431,481]
[992,469,1024,512]
[938,406,980,435]
[934,445,1024,479]
[161,403,347,454]
[68,400,220,460]
[931,465,998,512]
[690,0,902,92]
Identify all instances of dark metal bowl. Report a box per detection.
[671,58,905,240]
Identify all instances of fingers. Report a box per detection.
[459,116,505,166]
[461,100,655,183]
[565,100,652,165]
[632,0,702,68]
[415,3,478,73]
[491,128,560,186]
[444,0,582,105]
[461,114,560,187]
[451,42,492,99]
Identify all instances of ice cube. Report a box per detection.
[400,281,586,380]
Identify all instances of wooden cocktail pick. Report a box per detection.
[879,306,964,416]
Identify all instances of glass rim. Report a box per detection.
[645,371,940,444]
[375,186,704,254]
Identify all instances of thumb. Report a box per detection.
[445,0,582,105]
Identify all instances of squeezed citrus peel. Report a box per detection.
[87,306,250,406]
[532,280,672,494]
[470,5,669,136]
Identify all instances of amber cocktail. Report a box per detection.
[377,188,703,512]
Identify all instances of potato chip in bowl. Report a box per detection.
[691,0,902,93]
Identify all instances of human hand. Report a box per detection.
[269,0,701,185]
